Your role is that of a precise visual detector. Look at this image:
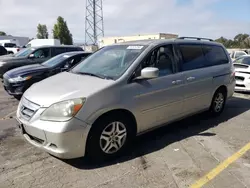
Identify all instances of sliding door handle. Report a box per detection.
[172,80,183,85]
[187,77,195,81]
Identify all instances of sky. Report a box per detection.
[0,0,249,43]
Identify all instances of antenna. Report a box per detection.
[85,0,104,45]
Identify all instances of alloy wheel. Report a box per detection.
[214,93,224,112]
[99,121,127,154]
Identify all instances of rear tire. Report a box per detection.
[209,88,227,116]
[86,114,135,162]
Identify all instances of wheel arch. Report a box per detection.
[85,108,138,156]
[213,85,228,97]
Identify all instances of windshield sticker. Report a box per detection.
[127,46,144,50]
[63,55,70,58]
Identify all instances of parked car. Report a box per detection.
[3,51,92,99]
[0,40,21,54]
[230,50,248,61]
[233,55,250,92]
[16,37,235,161]
[0,45,83,78]
[0,46,7,56]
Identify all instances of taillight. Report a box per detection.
[17,48,20,52]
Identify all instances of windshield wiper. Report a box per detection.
[74,72,114,80]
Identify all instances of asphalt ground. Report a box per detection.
[0,82,250,188]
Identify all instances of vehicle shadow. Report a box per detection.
[64,95,250,169]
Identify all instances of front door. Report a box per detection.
[28,47,51,65]
[126,44,185,133]
[177,43,213,115]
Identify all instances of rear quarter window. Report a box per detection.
[203,45,229,66]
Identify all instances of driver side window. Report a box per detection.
[33,48,50,58]
[135,45,175,78]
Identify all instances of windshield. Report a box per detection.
[42,54,71,67]
[71,45,147,80]
[14,48,35,57]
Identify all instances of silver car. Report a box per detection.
[16,37,235,160]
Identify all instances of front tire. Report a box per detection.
[209,88,226,116]
[86,114,134,162]
[13,95,22,100]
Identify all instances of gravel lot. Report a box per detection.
[1,82,250,188]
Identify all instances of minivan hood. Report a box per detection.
[5,64,48,77]
[23,72,115,107]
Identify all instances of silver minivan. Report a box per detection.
[16,37,235,160]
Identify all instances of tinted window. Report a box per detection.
[203,45,228,66]
[67,47,83,52]
[179,44,205,71]
[53,48,66,56]
[4,43,17,48]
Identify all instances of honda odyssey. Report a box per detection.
[16,37,235,160]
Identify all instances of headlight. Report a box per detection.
[0,62,6,67]
[8,75,32,83]
[40,98,85,122]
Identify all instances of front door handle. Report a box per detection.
[187,77,195,81]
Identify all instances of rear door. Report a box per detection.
[177,43,213,115]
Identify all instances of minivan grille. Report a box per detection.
[235,76,245,81]
[19,98,40,121]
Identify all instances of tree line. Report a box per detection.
[0,16,73,45]
[36,16,73,45]
[215,34,250,49]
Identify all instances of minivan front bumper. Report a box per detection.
[16,99,91,159]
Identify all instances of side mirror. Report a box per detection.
[29,54,35,59]
[135,67,159,80]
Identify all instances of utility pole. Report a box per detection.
[85,0,104,46]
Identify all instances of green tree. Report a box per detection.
[36,24,49,39]
[215,34,250,48]
[0,31,6,36]
[53,16,73,45]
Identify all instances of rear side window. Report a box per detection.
[179,44,205,71]
[53,48,66,56]
[203,45,228,66]
[66,47,82,52]
[4,43,17,48]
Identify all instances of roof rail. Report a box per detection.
[177,37,213,41]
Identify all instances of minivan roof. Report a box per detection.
[111,38,222,47]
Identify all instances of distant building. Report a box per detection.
[0,35,29,47]
[99,33,178,47]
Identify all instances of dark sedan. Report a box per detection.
[3,51,92,99]
[0,45,83,78]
